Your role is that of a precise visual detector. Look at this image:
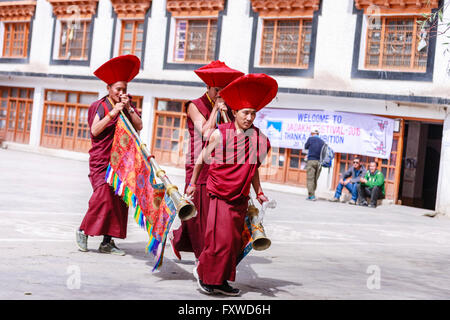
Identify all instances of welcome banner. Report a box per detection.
[253,109,395,159]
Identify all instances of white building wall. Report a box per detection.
[436,111,450,215]
[1,0,450,210]
[1,0,448,99]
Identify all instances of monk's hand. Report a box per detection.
[256,193,269,205]
[119,93,130,106]
[109,101,125,118]
[215,97,228,113]
[120,94,133,114]
[186,184,196,198]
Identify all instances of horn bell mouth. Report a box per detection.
[178,203,197,221]
[252,237,271,251]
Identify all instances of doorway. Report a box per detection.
[398,121,443,210]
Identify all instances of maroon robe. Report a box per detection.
[80,96,139,239]
[172,94,234,258]
[197,122,270,285]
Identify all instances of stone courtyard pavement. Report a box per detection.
[1,148,450,300]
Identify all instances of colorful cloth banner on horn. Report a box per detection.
[237,216,254,265]
[105,114,177,271]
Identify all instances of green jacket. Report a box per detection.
[362,170,385,195]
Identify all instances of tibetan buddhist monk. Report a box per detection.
[76,55,143,256]
[186,73,278,296]
[169,61,243,267]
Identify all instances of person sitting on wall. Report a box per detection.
[357,161,385,208]
[329,156,366,205]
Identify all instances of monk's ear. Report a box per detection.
[232,110,237,117]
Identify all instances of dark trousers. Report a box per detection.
[357,185,384,206]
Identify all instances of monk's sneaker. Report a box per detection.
[213,281,241,296]
[99,240,125,256]
[76,229,88,252]
[197,279,214,295]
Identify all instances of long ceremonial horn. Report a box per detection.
[217,97,230,124]
[113,100,196,221]
[247,197,271,251]
[221,110,229,123]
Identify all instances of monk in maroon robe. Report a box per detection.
[76,55,143,256]
[186,73,278,296]
[170,61,243,263]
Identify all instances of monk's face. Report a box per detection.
[207,86,223,102]
[107,81,127,103]
[233,108,257,130]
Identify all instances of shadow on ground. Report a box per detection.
[122,241,302,298]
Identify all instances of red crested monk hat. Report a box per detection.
[219,73,278,112]
[94,55,141,85]
[194,60,244,88]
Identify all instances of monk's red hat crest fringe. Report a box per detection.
[194,60,244,88]
[94,55,140,85]
[219,73,278,112]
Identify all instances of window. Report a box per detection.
[259,148,307,186]
[0,1,36,60]
[260,19,312,68]
[365,16,428,72]
[2,22,29,58]
[131,95,143,114]
[173,19,217,63]
[151,99,188,166]
[110,0,151,63]
[0,86,33,144]
[119,20,145,61]
[47,0,98,64]
[41,90,98,152]
[58,20,91,60]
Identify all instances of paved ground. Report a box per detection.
[1,148,450,300]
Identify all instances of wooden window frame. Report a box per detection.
[259,18,312,69]
[151,98,188,167]
[173,18,217,63]
[58,20,91,61]
[131,95,143,114]
[2,22,30,58]
[40,90,97,153]
[119,19,145,59]
[0,86,34,144]
[259,147,308,187]
[364,15,428,73]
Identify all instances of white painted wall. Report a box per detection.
[1,0,448,99]
[436,110,450,216]
[1,0,450,208]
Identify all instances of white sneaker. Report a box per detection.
[193,266,199,280]
[76,229,88,252]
